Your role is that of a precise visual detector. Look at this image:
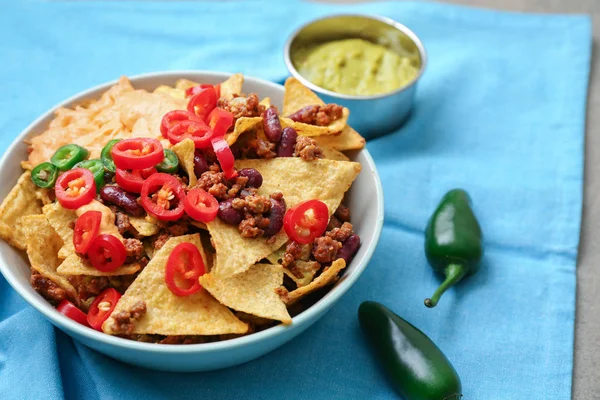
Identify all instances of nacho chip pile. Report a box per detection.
[0,73,366,343]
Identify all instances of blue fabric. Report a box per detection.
[0,1,590,399]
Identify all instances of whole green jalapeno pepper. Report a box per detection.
[155,149,179,173]
[50,144,89,171]
[31,162,59,188]
[424,189,483,308]
[359,301,462,400]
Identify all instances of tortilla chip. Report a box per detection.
[191,221,207,230]
[57,253,140,276]
[199,263,291,324]
[143,240,155,260]
[0,171,43,250]
[35,188,54,205]
[260,97,272,108]
[175,79,199,91]
[20,214,78,301]
[210,158,361,278]
[314,124,366,152]
[280,259,346,305]
[153,85,185,99]
[171,138,197,187]
[321,146,350,161]
[103,234,248,335]
[266,245,286,265]
[77,200,123,240]
[284,260,321,288]
[280,107,349,137]
[225,117,263,146]
[220,73,243,100]
[43,202,77,257]
[129,216,160,236]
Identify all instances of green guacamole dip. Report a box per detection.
[292,38,420,96]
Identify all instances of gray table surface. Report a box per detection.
[320,0,598,398]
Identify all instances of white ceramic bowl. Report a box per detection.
[0,71,384,372]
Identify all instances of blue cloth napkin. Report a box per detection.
[0,1,591,399]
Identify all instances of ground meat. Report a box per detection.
[109,301,147,335]
[68,275,110,301]
[217,93,265,120]
[244,195,271,214]
[249,138,276,159]
[312,236,342,264]
[31,272,66,305]
[153,233,171,250]
[287,104,344,126]
[115,211,132,235]
[294,136,323,161]
[326,222,354,242]
[238,215,269,238]
[227,175,248,198]
[123,238,144,260]
[196,169,229,201]
[335,204,351,222]
[164,220,189,236]
[282,241,304,268]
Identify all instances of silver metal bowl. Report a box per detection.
[284,14,427,139]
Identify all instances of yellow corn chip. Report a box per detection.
[43,202,77,257]
[220,73,244,100]
[284,260,321,288]
[57,254,140,276]
[129,216,160,236]
[260,97,272,108]
[225,117,263,146]
[175,79,199,91]
[20,214,78,301]
[280,259,346,305]
[35,188,53,205]
[266,245,286,265]
[153,85,186,99]
[0,171,43,250]
[314,124,366,152]
[280,107,349,136]
[191,221,207,230]
[199,263,291,324]
[171,138,197,187]
[143,240,155,260]
[210,158,361,278]
[321,146,350,161]
[102,234,248,335]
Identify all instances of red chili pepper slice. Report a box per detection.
[211,137,237,180]
[165,242,205,296]
[140,173,186,221]
[184,188,218,223]
[115,167,157,194]
[185,84,215,98]
[283,200,329,244]
[160,110,200,138]
[57,299,89,327]
[55,168,96,209]
[87,234,127,273]
[73,210,102,254]
[187,86,217,121]
[206,108,234,138]
[111,138,164,170]
[87,288,121,331]
[167,119,213,149]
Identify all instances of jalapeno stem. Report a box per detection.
[424,263,468,308]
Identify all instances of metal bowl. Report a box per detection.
[284,14,427,139]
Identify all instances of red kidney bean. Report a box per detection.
[263,197,286,237]
[262,107,283,143]
[99,185,144,216]
[238,168,262,188]
[217,198,244,225]
[276,127,298,157]
[337,234,361,264]
[194,151,209,177]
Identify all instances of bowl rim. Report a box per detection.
[0,70,384,354]
[284,13,428,101]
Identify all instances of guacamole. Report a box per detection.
[292,38,420,96]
